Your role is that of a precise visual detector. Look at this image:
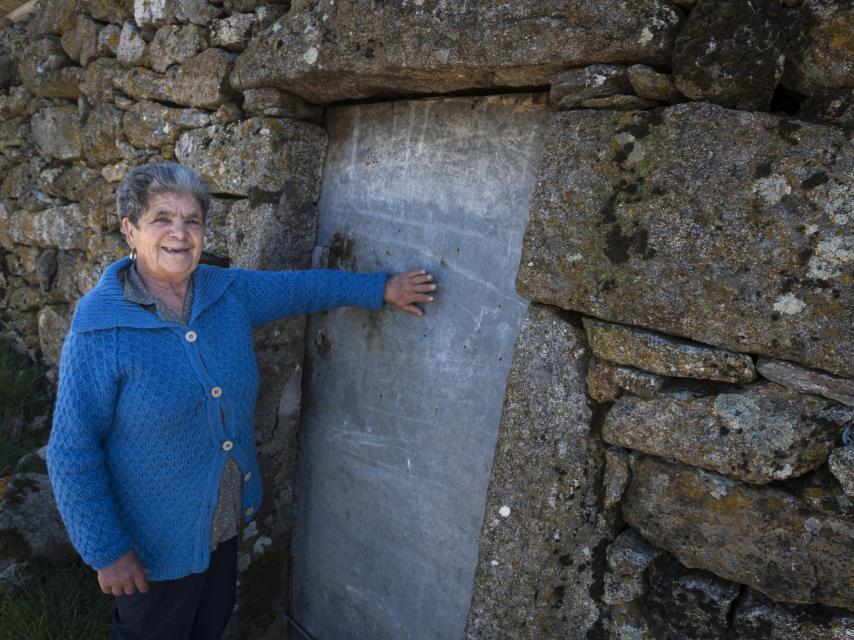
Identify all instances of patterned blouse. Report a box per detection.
[117,260,243,552]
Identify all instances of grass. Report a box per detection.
[0,334,50,478]
[0,423,43,477]
[0,560,114,640]
[0,334,112,639]
[0,335,49,424]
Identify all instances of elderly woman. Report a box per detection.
[46,162,437,639]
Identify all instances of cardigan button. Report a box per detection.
[244,472,252,482]
[222,440,234,452]
[245,507,255,517]
[211,386,222,398]
[185,330,197,342]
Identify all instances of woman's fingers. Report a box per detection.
[133,570,149,594]
[401,303,424,317]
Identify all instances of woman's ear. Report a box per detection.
[121,217,134,246]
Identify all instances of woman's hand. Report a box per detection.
[383,269,437,317]
[98,549,150,596]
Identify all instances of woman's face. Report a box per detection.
[121,191,205,282]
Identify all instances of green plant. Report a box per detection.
[0,559,113,640]
[0,334,49,424]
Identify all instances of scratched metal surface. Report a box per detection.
[292,94,550,640]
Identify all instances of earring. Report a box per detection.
[129,247,137,261]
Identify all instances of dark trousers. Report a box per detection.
[109,536,238,640]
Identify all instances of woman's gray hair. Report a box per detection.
[116,162,211,225]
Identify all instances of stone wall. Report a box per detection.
[0,0,852,638]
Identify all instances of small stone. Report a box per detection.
[253,4,288,31]
[147,24,207,73]
[586,357,621,403]
[757,356,854,407]
[612,366,664,399]
[19,37,83,99]
[603,380,851,484]
[39,164,101,202]
[0,87,30,120]
[81,0,133,23]
[603,446,630,508]
[209,13,254,52]
[81,104,126,165]
[577,95,658,109]
[644,553,741,638]
[730,589,854,639]
[550,65,632,110]
[582,317,757,383]
[672,0,786,110]
[38,305,70,366]
[242,88,322,122]
[209,101,242,124]
[96,23,121,56]
[122,100,210,148]
[604,528,662,605]
[60,14,100,66]
[31,106,82,160]
[828,447,854,497]
[173,0,223,25]
[799,88,854,129]
[25,0,77,39]
[134,0,175,27]
[79,57,125,104]
[101,161,131,183]
[627,64,683,102]
[117,21,148,66]
[783,0,854,94]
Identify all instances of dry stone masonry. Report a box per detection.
[0,0,852,637]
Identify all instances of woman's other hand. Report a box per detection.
[383,269,437,317]
[98,549,150,596]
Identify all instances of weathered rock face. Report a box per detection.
[0,473,76,569]
[146,23,207,72]
[828,446,854,497]
[31,107,81,160]
[783,0,854,95]
[583,317,756,383]
[517,103,854,379]
[586,356,665,403]
[175,116,327,197]
[800,87,854,129]
[603,381,852,484]
[623,454,854,611]
[757,356,854,406]
[231,0,683,103]
[672,0,786,110]
[465,303,605,639]
[120,47,235,108]
[18,37,83,99]
[730,589,854,639]
[122,101,210,148]
[605,529,743,640]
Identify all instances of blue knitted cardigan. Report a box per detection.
[47,256,388,580]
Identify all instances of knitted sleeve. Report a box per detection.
[231,268,390,329]
[46,330,134,571]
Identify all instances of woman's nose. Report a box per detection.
[169,221,189,238]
